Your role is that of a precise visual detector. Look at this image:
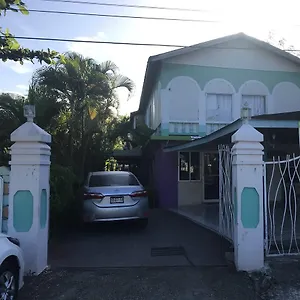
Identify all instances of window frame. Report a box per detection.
[241,94,266,117]
[206,93,233,123]
[178,151,201,182]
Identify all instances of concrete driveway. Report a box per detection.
[49,209,231,268]
[20,210,258,300]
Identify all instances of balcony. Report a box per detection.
[206,122,229,135]
[169,122,200,136]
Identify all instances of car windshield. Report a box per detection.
[89,173,139,187]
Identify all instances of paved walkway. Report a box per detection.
[49,209,231,268]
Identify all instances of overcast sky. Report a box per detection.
[1,0,300,115]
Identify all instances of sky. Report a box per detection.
[1,0,300,115]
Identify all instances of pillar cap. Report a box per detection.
[11,122,51,143]
[232,123,263,143]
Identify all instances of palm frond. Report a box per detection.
[97,60,119,75]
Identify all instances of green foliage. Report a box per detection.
[31,51,135,178]
[112,116,155,149]
[0,52,137,232]
[49,164,79,232]
[105,157,119,171]
[0,0,61,63]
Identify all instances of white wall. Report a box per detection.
[165,39,300,73]
[165,76,200,122]
[178,181,203,206]
[272,82,300,114]
[160,75,300,131]
[144,37,300,130]
[145,82,162,129]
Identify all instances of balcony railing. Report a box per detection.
[169,122,199,135]
[206,122,229,135]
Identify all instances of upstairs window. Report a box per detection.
[206,94,232,123]
[242,95,266,116]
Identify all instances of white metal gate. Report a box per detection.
[264,154,300,257]
[218,145,234,241]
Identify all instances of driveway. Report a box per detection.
[49,209,231,268]
[20,210,258,300]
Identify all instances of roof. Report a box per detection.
[113,147,142,158]
[138,32,300,113]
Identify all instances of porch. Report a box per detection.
[170,203,219,235]
[165,111,300,249]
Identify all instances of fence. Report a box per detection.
[218,145,234,241]
[0,166,10,234]
[264,154,300,257]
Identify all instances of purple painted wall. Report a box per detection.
[153,142,178,209]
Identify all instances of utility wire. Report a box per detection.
[14,36,186,47]
[41,0,212,13]
[25,8,221,23]
[12,36,300,52]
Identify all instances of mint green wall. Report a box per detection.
[160,63,300,92]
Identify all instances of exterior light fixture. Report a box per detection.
[241,106,251,123]
[23,105,36,122]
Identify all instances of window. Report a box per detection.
[179,152,201,181]
[89,173,139,187]
[206,94,232,122]
[242,95,266,116]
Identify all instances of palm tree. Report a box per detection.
[0,93,27,165]
[32,52,135,177]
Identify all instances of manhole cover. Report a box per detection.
[151,246,185,257]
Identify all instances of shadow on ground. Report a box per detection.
[19,210,251,300]
[49,209,231,268]
[20,266,256,300]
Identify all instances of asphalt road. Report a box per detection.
[48,209,231,268]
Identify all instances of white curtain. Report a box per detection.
[242,95,266,116]
[206,94,232,122]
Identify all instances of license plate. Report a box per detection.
[110,196,124,204]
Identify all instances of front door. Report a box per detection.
[203,152,219,202]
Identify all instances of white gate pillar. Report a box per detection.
[231,123,264,271]
[8,105,51,275]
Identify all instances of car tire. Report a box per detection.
[138,218,148,229]
[0,260,19,300]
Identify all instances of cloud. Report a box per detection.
[3,61,35,74]
[16,84,29,92]
[67,32,107,56]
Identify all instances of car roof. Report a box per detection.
[89,171,133,176]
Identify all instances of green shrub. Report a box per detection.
[49,164,80,235]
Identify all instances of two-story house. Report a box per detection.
[131,32,300,211]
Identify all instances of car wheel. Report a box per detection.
[0,261,19,300]
[138,219,148,229]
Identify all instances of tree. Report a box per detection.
[0,0,60,63]
[31,52,135,178]
[267,30,300,58]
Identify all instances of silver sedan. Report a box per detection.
[82,171,149,228]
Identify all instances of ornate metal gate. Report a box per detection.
[218,145,234,241]
[264,154,300,256]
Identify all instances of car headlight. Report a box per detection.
[7,237,20,247]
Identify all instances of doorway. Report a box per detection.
[203,152,219,203]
